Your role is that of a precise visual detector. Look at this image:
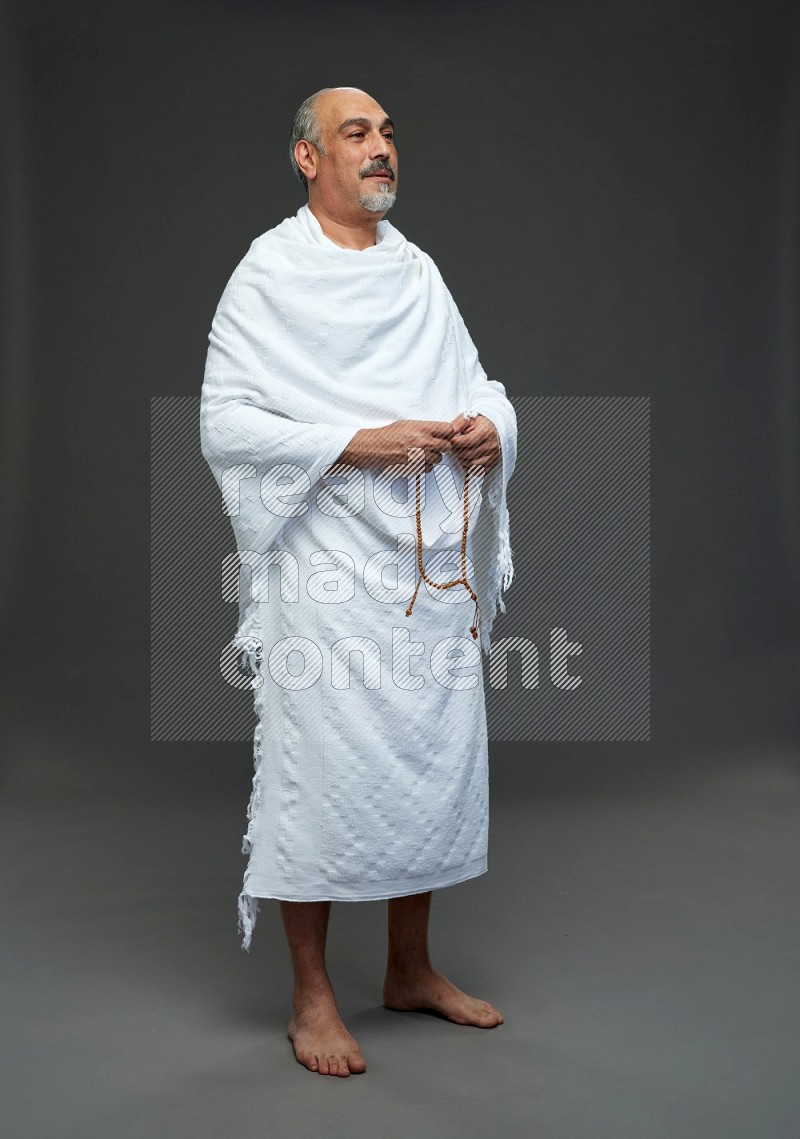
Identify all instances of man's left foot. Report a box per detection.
[382,966,504,1027]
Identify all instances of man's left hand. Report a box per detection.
[449,413,501,473]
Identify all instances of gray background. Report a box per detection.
[1,1,799,1136]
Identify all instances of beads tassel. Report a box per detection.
[405,462,481,640]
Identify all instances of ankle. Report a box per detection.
[385,957,434,980]
[291,977,337,1012]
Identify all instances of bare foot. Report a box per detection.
[287,994,367,1076]
[382,966,504,1027]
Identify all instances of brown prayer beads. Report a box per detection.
[405,463,481,640]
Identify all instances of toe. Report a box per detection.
[348,1051,367,1073]
[318,1055,329,1075]
[328,1055,339,1076]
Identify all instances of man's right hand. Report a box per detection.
[337,419,456,473]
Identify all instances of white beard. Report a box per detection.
[359,182,397,212]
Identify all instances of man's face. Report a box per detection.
[306,89,398,216]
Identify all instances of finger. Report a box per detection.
[454,434,495,458]
[452,438,482,459]
[455,452,493,473]
[430,421,456,440]
[405,445,427,472]
[465,423,494,445]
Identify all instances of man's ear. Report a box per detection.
[294,140,318,183]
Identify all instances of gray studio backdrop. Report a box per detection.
[1,0,798,791]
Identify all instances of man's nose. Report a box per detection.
[370,134,390,158]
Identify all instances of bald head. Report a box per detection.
[289,87,394,187]
[290,87,371,189]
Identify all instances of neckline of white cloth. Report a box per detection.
[298,203,389,252]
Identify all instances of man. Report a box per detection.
[200,87,516,1077]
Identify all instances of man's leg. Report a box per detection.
[382,891,504,1027]
[282,900,367,1076]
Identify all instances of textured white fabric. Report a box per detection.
[200,204,516,950]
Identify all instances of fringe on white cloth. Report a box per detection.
[235,608,265,952]
[460,407,516,655]
[237,892,260,953]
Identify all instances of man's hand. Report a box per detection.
[449,413,501,474]
[338,419,456,472]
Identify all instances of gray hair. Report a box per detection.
[289,89,333,192]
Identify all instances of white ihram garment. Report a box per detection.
[200,204,516,950]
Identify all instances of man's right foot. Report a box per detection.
[287,997,367,1076]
